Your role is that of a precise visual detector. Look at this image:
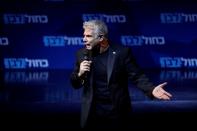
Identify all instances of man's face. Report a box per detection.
[83,28,100,50]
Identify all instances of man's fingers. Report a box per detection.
[164,91,172,97]
[161,94,171,100]
[159,82,168,87]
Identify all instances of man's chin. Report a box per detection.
[86,46,92,50]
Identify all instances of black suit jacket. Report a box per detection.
[70,44,155,128]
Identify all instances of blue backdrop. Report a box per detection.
[1,0,197,69]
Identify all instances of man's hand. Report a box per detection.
[78,60,92,77]
[152,82,172,100]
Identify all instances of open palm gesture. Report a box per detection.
[152,82,172,100]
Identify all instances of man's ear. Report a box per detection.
[98,35,104,41]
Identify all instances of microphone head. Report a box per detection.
[83,49,91,60]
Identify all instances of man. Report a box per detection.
[70,19,172,129]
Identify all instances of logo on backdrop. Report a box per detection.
[160,13,197,23]
[82,14,126,23]
[43,36,83,47]
[0,37,9,46]
[4,58,49,69]
[160,70,197,81]
[3,14,48,24]
[4,71,49,83]
[160,57,197,68]
[121,35,165,46]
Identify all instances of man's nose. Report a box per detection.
[83,37,86,42]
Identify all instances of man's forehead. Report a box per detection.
[84,28,96,35]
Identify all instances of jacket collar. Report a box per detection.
[107,46,116,84]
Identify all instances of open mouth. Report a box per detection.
[85,44,91,49]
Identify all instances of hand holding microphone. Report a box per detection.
[78,49,92,78]
[78,60,92,77]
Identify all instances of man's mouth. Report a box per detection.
[85,44,90,47]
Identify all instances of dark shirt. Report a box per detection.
[92,48,114,117]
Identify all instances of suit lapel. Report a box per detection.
[107,47,116,85]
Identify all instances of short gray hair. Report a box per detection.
[83,20,108,38]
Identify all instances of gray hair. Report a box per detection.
[83,20,108,38]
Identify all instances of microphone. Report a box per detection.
[83,49,91,61]
[83,49,92,79]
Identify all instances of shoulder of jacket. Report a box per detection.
[111,44,130,52]
[76,48,85,55]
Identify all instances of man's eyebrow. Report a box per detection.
[84,34,93,37]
